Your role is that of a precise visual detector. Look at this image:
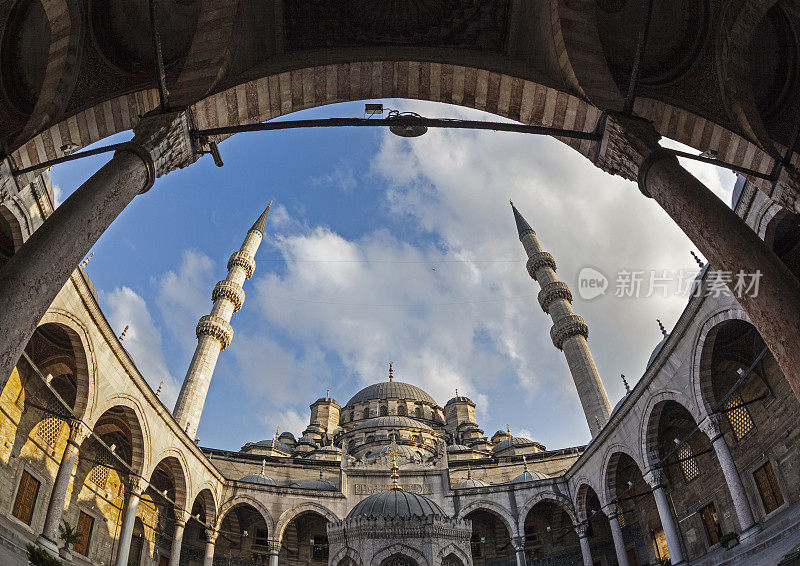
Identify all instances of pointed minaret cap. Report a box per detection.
[509,200,534,239]
[250,201,273,235]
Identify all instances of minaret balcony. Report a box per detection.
[538,281,573,314]
[212,280,245,311]
[550,315,589,350]
[196,315,234,349]
[526,251,557,280]
[227,251,256,279]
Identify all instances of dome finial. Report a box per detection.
[506,424,511,436]
[388,451,402,491]
[261,459,266,476]
[326,389,330,400]
[388,361,394,382]
[274,427,279,442]
[522,455,528,472]
[690,250,705,268]
[467,465,472,480]
[455,388,458,397]
[621,373,631,394]
[657,319,668,338]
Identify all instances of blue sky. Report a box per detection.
[49,100,735,452]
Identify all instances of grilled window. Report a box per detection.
[73,511,94,556]
[724,392,754,440]
[12,470,40,525]
[397,405,406,416]
[678,443,699,482]
[754,461,784,514]
[379,405,388,417]
[88,447,113,490]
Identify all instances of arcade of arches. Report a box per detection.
[1,2,800,566]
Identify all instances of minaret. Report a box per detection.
[172,202,272,437]
[510,201,611,436]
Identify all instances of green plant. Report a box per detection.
[720,532,740,549]
[58,520,81,546]
[26,543,63,566]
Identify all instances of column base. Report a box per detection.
[36,534,59,557]
[739,523,761,542]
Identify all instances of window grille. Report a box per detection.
[724,392,754,440]
[88,447,112,490]
[678,443,699,482]
[36,399,65,448]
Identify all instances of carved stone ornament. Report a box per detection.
[526,251,557,281]
[538,281,573,313]
[550,315,589,350]
[196,315,234,349]
[212,280,245,311]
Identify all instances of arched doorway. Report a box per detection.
[575,485,616,565]
[279,510,331,566]
[379,553,419,566]
[644,399,734,558]
[179,489,217,566]
[216,502,272,564]
[145,457,188,565]
[463,509,513,566]
[522,500,580,564]
[605,452,663,566]
[765,210,800,279]
[698,318,799,516]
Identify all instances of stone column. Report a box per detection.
[512,536,526,566]
[169,514,187,566]
[0,111,199,392]
[607,507,630,566]
[115,479,147,566]
[268,541,281,566]
[645,471,684,565]
[37,421,89,552]
[203,530,217,566]
[595,112,800,403]
[699,415,758,535]
[576,525,593,566]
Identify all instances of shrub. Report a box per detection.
[26,544,63,566]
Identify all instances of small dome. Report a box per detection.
[447,444,472,452]
[242,439,293,454]
[347,490,447,520]
[297,435,318,446]
[278,432,296,444]
[646,336,668,370]
[445,395,475,406]
[365,444,423,460]
[240,473,277,486]
[454,477,489,489]
[313,397,340,406]
[511,470,549,484]
[300,479,337,491]
[353,416,432,432]
[345,381,437,407]
[493,437,536,452]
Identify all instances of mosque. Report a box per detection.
[0,159,799,566]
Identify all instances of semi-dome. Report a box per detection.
[365,444,423,460]
[347,489,447,520]
[240,473,277,485]
[446,444,472,452]
[345,381,437,407]
[353,415,433,432]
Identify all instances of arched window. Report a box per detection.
[397,404,406,416]
[380,554,417,566]
[678,443,699,482]
[414,407,422,418]
[380,405,388,417]
[362,407,370,419]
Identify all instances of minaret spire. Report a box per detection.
[510,202,612,436]
[172,202,272,438]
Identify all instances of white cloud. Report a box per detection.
[309,163,357,192]
[153,249,216,354]
[103,286,180,408]
[52,184,64,208]
[260,409,308,441]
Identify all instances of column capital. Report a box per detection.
[594,112,662,182]
[128,110,200,190]
[268,541,281,554]
[205,528,218,543]
[67,419,90,445]
[644,469,665,489]
[550,314,589,350]
[575,524,589,538]
[128,477,149,497]
[511,535,525,550]
[698,414,723,441]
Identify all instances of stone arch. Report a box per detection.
[762,206,800,278]
[0,204,25,256]
[216,495,275,535]
[38,309,97,420]
[602,447,645,507]
[436,543,470,566]
[190,487,218,528]
[14,0,83,146]
[550,0,624,110]
[716,0,785,155]
[692,306,752,415]
[88,393,150,474]
[457,500,519,538]
[371,543,429,566]
[517,491,577,536]
[639,389,704,469]
[574,482,600,522]
[275,501,339,542]
[331,546,364,566]
[147,451,190,512]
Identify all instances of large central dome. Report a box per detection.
[345,381,438,407]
